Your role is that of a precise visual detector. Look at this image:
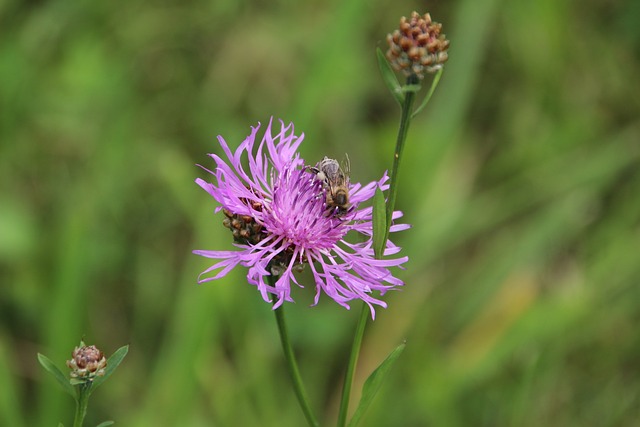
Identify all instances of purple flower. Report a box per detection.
[194,119,409,318]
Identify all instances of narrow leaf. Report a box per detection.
[90,345,129,393]
[96,421,115,427]
[347,343,406,427]
[37,353,76,399]
[372,187,387,259]
[376,48,404,106]
[412,67,443,118]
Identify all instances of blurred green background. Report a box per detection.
[2,0,639,425]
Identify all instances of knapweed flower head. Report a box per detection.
[194,119,409,318]
[387,11,450,79]
[66,342,107,381]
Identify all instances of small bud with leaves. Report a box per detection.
[38,340,129,427]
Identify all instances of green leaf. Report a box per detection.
[90,345,129,393]
[376,48,404,106]
[95,421,115,427]
[412,67,443,118]
[58,423,65,427]
[372,187,387,259]
[37,353,76,399]
[347,343,406,427]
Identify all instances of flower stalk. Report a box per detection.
[337,301,369,427]
[383,72,419,248]
[337,81,419,427]
[336,11,449,427]
[336,81,416,425]
[272,276,319,427]
[73,383,91,427]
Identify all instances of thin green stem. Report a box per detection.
[336,74,420,426]
[336,301,369,427]
[271,283,319,427]
[383,73,419,247]
[72,384,90,427]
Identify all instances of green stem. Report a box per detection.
[73,384,91,427]
[336,74,419,426]
[271,283,319,427]
[383,73,419,247]
[336,301,369,427]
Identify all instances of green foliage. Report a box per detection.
[372,187,387,259]
[412,68,443,118]
[376,48,404,105]
[2,0,640,426]
[90,345,129,394]
[37,354,76,400]
[348,343,405,427]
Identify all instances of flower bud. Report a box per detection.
[386,11,450,79]
[222,207,265,245]
[66,343,107,381]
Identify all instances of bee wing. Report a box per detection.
[342,154,350,183]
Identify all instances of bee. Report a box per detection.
[310,155,351,216]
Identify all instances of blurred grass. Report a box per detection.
[1,0,639,426]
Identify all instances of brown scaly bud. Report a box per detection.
[222,207,265,245]
[221,191,306,274]
[386,11,450,79]
[66,343,107,381]
[222,206,306,274]
[269,245,307,276]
